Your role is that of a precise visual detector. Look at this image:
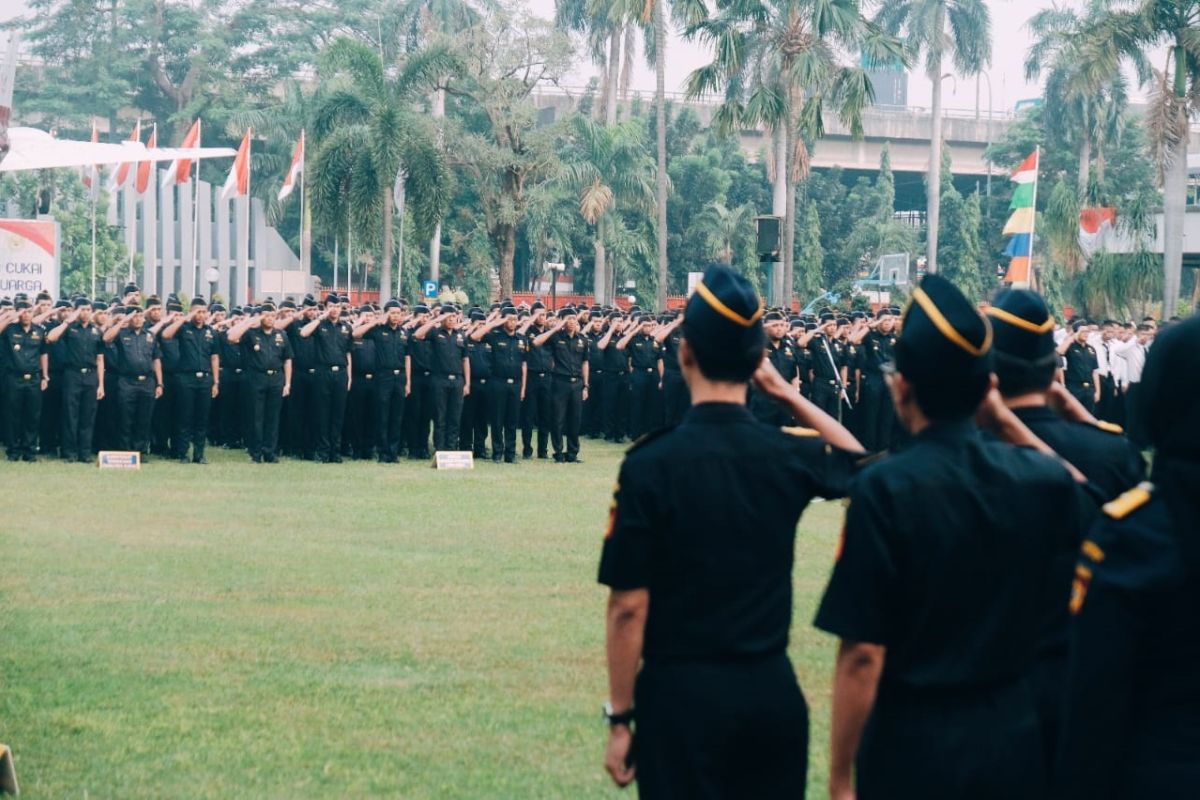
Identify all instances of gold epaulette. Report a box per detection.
[1095,420,1125,435]
[625,426,674,454]
[1102,482,1154,520]
[781,426,820,437]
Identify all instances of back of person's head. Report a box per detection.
[986,289,1058,397]
[681,264,766,383]
[1137,314,1200,460]
[894,274,993,421]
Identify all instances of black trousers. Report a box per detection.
[661,371,689,427]
[374,371,407,460]
[287,368,319,458]
[603,371,630,441]
[583,368,605,436]
[172,371,213,459]
[311,366,349,460]
[489,377,521,459]
[1097,375,1121,424]
[406,371,433,457]
[346,373,377,457]
[1067,383,1096,415]
[117,375,156,454]
[856,681,1045,800]
[431,374,465,451]
[522,372,552,456]
[629,368,660,439]
[859,378,895,451]
[6,374,42,458]
[60,367,99,461]
[40,370,62,456]
[95,371,119,451]
[813,382,841,420]
[218,367,245,446]
[245,370,285,459]
[634,655,809,800]
[550,376,583,459]
[152,373,174,455]
[460,376,490,455]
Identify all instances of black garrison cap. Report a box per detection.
[682,264,765,370]
[894,274,993,387]
[987,289,1056,364]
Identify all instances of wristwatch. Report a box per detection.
[603,702,635,728]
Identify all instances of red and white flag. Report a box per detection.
[108,120,141,194]
[135,124,157,194]
[81,120,100,199]
[162,119,201,188]
[222,128,251,201]
[278,130,304,202]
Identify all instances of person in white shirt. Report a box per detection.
[1087,320,1123,423]
[1112,323,1155,443]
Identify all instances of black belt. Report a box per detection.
[534,372,546,377]
[639,367,655,373]
[77,367,93,373]
[555,375,581,382]
[592,369,604,374]
[442,374,459,380]
[18,373,35,381]
[263,369,278,376]
[307,368,316,374]
[193,371,211,378]
[129,374,149,381]
[505,378,516,384]
[477,378,487,384]
[327,365,341,372]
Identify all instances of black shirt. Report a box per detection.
[408,328,432,372]
[628,333,662,371]
[466,336,491,380]
[810,335,842,382]
[219,329,244,370]
[1064,342,1098,386]
[427,327,466,376]
[175,322,218,374]
[485,329,527,380]
[114,326,160,376]
[587,330,606,370]
[547,330,588,378]
[814,421,1083,690]
[351,336,377,376]
[598,403,858,659]
[368,324,409,371]
[241,326,293,372]
[860,330,896,377]
[311,319,352,368]
[289,319,317,369]
[765,338,798,382]
[662,329,683,374]
[3,323,45,374]
[157,328,180,374]
[58,321,103,370]
[525,325,554,372]
[603,334,629,374]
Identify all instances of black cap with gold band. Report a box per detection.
[894,274,993,389]
[682,264,766,380]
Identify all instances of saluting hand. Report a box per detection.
[604,726,635,788]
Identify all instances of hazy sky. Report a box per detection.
[527,0,1152,113]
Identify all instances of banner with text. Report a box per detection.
[0,219,59,299]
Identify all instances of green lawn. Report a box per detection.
[1,441,845,798]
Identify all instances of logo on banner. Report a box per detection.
[0,219,59,299]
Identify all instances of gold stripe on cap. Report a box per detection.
[985,305,1055,334]
[910,287,992,357]
[694,281,764,328]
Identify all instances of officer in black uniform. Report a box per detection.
[533,306,588,463]
[46,298,105,463]
[39,299,71,457]
[93,300,121,451]
[598,264,864,798]
[0,298,47,461]
[148,296,177,457]
[986,288,1147,770]
[598,312,631,443]
[654,312,687,426]
[213,302,244,448]
[815,274,1086,800]
[751,310,800,426]
[299,295,353,463]
[520,304,554,459]
[472,305,527,463]
[1058,320,1100,413]
[809,313,846,418]
[285,295,319,459]
[462,308,491,457]
[346,305,378,459]
[618,314,663,439]
[583,312,607,437]
[355,299,410,463]
[406,304,434,459]
[161,297,219,463]
[228,301,293,463]
[1055,314,1200,800]
[414,304,469,452]
[106,304,162,457]
[856,308,899,451]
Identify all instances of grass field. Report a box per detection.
[1,441,845,798]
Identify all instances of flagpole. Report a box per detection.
[292,137,303,300]
[243,129,252,303]
[192,120,202,296]
[1027,146,1041,291]
[90,190,97,297]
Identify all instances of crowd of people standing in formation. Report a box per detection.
[598,264,1195,799]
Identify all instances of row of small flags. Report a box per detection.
[82,120,306,206]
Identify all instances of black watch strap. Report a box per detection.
[604,703,635,727]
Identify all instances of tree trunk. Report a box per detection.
[500,223,516,299]
[594,228,607,304]
[927,56,943,275]
[782,120,796,309]
[1077,135,1091,201]
[654,0,668,309]
[1162,131,1186,315]
[380,186,393,299]
[606,32,620,125]
[772,126,787,217]
[429,87,445,283]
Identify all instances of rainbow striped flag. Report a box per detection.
[1003,150,1039,285]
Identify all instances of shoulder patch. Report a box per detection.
[1102,482,1154,520]
[1095,420,1125,435]
[626,426,675,454]
[781,426,820,437]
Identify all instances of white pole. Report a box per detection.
[347,205,353,300]
[333,237,339,297]
[90,191,97,297]
[192,121,202,296]
[292,161,302,301]
[244,132,251,302]
[1027,146,1041,291]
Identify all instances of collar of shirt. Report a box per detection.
[681,402,755,426]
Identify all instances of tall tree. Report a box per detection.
[694,201,755,264]
[876,0,992,276]
[686,0,906,306]
[309,38,454,299]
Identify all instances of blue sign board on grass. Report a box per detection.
[423,280,438,299]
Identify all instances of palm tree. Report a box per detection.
[561,116,656,303]
[1024,1,1147,202]
[686,0,907,306]
[694,201,756,265]
[876,0,991,276]
[309,39,455,299]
